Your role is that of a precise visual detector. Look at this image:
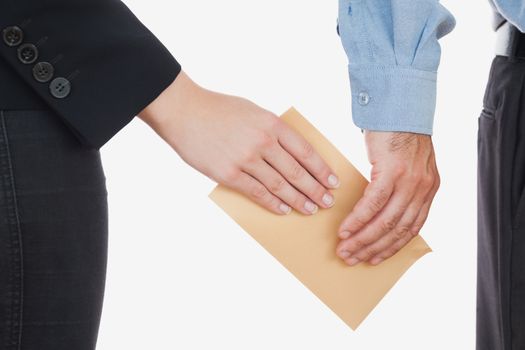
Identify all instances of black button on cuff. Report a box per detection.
[17,43,38,64]
[32,62,54,83]
[49,77,71,99]
[2,26,23,47]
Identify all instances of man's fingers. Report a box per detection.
[337,177,395,239]
[224,171,292,215]
[409,200,432,237]
[263,143,335,209]
[362,229,415,266]
[366,197,433,265]
[336,188,413,260]
[276,123,340,189]
[347,197,424,265]
[408,173,440,236]
[242,159,319,215]
[365,174,439,265]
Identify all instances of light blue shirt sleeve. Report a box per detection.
[493,0,525,31]
[337,0,456,135]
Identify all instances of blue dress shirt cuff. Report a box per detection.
[349,64,437,135]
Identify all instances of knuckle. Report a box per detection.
[409,227,421,237]
[289,162,305,181]
[393,164,407,177]
[346,215,367,231]
[353,215,368,228]
[351,238,366,250]
[411,221,423,232]
[268,177,287,193]
[240,149,259,164]
[268,113,283,129]
[423,174,435,187]
[369,187,389,209]
[363,246,378,260]
[255,130,275,149]
[386,247,400,258]
[408,170,423,182]
[300,141,315,160]
[368,195,386,212]
[393,226,409,240]
[250,183,269,200]
[435,173,441,190]
[380,218,397,233]
[389,233,400,245]
[221,167,241,184]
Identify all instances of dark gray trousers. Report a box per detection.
[477,55,525,349]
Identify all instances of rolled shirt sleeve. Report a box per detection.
[337,0,455,135]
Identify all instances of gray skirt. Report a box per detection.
[0,108,108,350]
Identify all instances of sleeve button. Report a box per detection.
[32,62,54,83]
[49,77,71,98]
[2,26,23,47]
[358,91,370,106]
[17,43,38,64]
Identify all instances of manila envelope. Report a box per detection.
[208,107,431,330]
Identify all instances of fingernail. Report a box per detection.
[279,203,292,214]
[322,193,334,206]
[328,174,340,188]
[347,257,360,266]
[339,250,351,259]
[339,230,351,239]
[304,201,318,214]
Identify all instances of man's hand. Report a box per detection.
[336,131,440,266]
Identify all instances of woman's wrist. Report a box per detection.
[137,70,208,148]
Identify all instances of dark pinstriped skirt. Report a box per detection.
[0,109,108,350]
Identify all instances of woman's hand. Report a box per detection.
[138,71,340,215]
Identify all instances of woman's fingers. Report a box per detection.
[212,116,339,216]
[223,170,293,215]
[276,122,340,190]
[242,158,320,215]
[262,142,336,210]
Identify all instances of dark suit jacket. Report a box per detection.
[0,0,182,149]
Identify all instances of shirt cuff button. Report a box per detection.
[358,91,370,106]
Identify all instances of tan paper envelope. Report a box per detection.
[209,107,431,330]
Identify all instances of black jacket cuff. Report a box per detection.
[0,0,182,149]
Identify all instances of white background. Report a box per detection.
[98,1,494,349]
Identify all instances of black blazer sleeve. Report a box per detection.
[0,0,182,149]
